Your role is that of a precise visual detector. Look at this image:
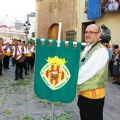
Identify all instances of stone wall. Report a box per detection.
[36,0,77,40]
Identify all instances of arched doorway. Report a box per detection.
[47,23,63,40]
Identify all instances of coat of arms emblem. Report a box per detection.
[40,56,71,90]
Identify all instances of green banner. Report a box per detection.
[34,38,81,103]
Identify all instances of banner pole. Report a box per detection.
[51,103,55,120]
[57,19,62,47]
[51,19,63,120]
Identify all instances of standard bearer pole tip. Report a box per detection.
[59,19,62,22]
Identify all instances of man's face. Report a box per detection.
[22,42,25,46]
[6,42,10,46]
[27,44,31,48]
[84,25,101,44]
[17,41,21,45]
[32,42,35,46]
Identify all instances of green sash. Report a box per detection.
[34,38,81,103]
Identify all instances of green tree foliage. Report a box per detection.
[27,39,34,44]
[31,32,35,38]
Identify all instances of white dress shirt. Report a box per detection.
[77,45,109,85]
[12,46,27,56]
[27,47,34,53]
[31,46,35,53]
[3,45,11,52]
[108,1,119,11]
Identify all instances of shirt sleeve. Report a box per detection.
[3,46,6,50]
[77,48,109,85]
[2,46,3,51]
[23,46,28,54]
[31,46,35,52]
[108,48,113,61]
[12,46,15,57]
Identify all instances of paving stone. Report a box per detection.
[0,62,120,120]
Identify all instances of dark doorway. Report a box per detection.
[47,23,63,40]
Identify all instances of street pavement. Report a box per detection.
[0,61,120,120]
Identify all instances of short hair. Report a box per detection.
[94,24,101,32]
[100,39,109,44]
[0,37,3,40]
[97,25,101,32]
[114,45,119,49]
[17,39,21,42]
[87,24,101,32]
[22,41,25,44]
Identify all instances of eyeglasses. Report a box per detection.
[84,31,99,35]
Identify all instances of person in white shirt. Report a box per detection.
[77,24,109,120]
[3,42,12,69]
[105,0,119,11]
[12,40,27,80]
[21,41,28,75]
[26,43,34,70]
[31,42,35,70]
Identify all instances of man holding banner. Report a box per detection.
[77,24,109,120]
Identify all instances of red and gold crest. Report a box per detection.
[40,56,71,90]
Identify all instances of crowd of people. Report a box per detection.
[0,39,35,80]
[99,39,120,85]
[109,44,120,85]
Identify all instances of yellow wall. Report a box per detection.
[78,0,120,46]
[77,0,93,42]
[96,13,120,46]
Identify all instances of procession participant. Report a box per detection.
[0,41,3,76]
[77,24,109,120]
[31,42,35,70]
[3,42,12,69]
[112,49,120,84]
[11,42,16,66]
[12,39,26,80]
[100,39,113,77]
[26,43,33,70]
[21,40,28,75]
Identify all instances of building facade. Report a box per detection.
[78,0,120,46]
[0,25,26,44]
[36,0,77,41]
[36,0,120,46]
